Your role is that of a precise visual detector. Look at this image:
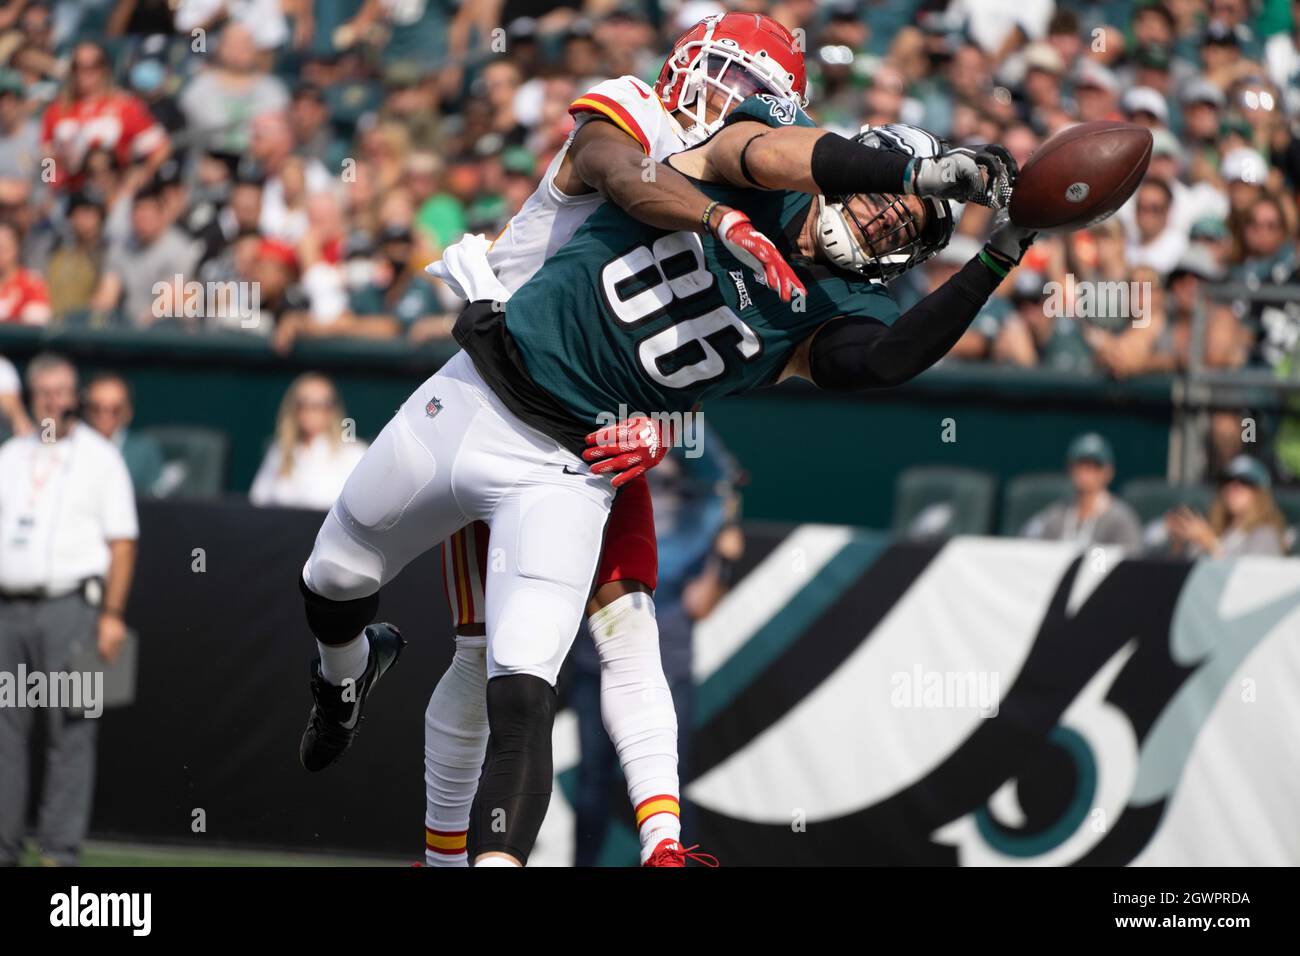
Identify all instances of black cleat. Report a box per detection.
[299,623,406,772]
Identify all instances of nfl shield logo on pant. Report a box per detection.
[425,396,443,418]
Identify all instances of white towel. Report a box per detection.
[425,233,513,304]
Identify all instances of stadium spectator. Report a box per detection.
[0,175,52,270]
[173,0,291,53]
[1,2,59,103]
[0,353,30,438]
[1126,177,1188,275]
[993,268,1096,372]
[251,236,309,340]
[0,68,38,182]
[127,35,186,139]
[0,352,138,867]
[45,191,107,321]
[90,180,201,327]
[178,22,289,156]
[1234,193,1296,282]
[288,83,338,168]
[343,224,445,344]
[249,372,365,510]
[41,41,169,192]
[1074,60,1123,124]
[1264,0,1300,91]
[1021,432,1143,549]
[1143,247,1240,373]
[202,161,264,271]
[83,372,165,497]
[1086,266,1166,379]
[947,0,1055,59]
[109,0,185,38]
[0,219,48,323]
[250,111,332,242]
[1166,454,1288,557]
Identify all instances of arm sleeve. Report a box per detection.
[808,256,1001,391]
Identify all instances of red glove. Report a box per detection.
[713,208,807,303]
[582,415,671,488]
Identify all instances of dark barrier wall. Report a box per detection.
[95,498,457,857]
[0,326,1174,528]
[91,501,1300,865]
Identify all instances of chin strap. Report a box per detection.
[813,194,867,275]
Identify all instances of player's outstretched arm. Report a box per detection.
[782,214,1037,389]
[569,120,805,302]
[567,119,725,233]
[675,122,1013,208]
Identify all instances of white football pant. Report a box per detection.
[302,350,615,685]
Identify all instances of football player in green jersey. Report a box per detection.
[297,87,1028,865]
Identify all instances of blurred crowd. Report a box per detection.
[0,1,1296,472]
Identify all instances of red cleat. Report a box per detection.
[642,840,719,868]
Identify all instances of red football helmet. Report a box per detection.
[654,13,808,144]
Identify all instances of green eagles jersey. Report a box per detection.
[502,98,899,428]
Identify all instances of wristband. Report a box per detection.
[902,157,918,195]
[977,248,1010,278]
[701,200,722,232]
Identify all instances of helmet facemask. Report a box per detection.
[814,123,956,282]
[680,54,783,134]
[816,192,952,283]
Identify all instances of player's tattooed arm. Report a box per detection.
[671,123,911,198]
[567,119,805,302]
[565,119,723,233]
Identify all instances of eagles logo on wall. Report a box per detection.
[544,532,1300,866]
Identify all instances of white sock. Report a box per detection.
[474,854,522,867]
[424,642,489,867]
[587,592,682,863]
[317,632,369,686]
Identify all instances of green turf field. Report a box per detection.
[20,840,407,867]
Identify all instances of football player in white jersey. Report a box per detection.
[298,12,813,870]
[419,12,812,869]
[294,13,1014,867]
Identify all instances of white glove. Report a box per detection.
[908,144,1017,208]
[983,209,1037,271]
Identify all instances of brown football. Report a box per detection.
[1007,121,1153,231]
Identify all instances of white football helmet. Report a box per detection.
[815,123,956,282]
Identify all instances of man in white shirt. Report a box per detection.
[0,353,138,866]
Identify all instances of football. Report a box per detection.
[1007,121,1153,231]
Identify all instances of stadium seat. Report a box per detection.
[1120,478,1214,524]
[137,426,229,499]
[1121,478,1214,553]
[1000,472,1073,536]
[892,466,997,538]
